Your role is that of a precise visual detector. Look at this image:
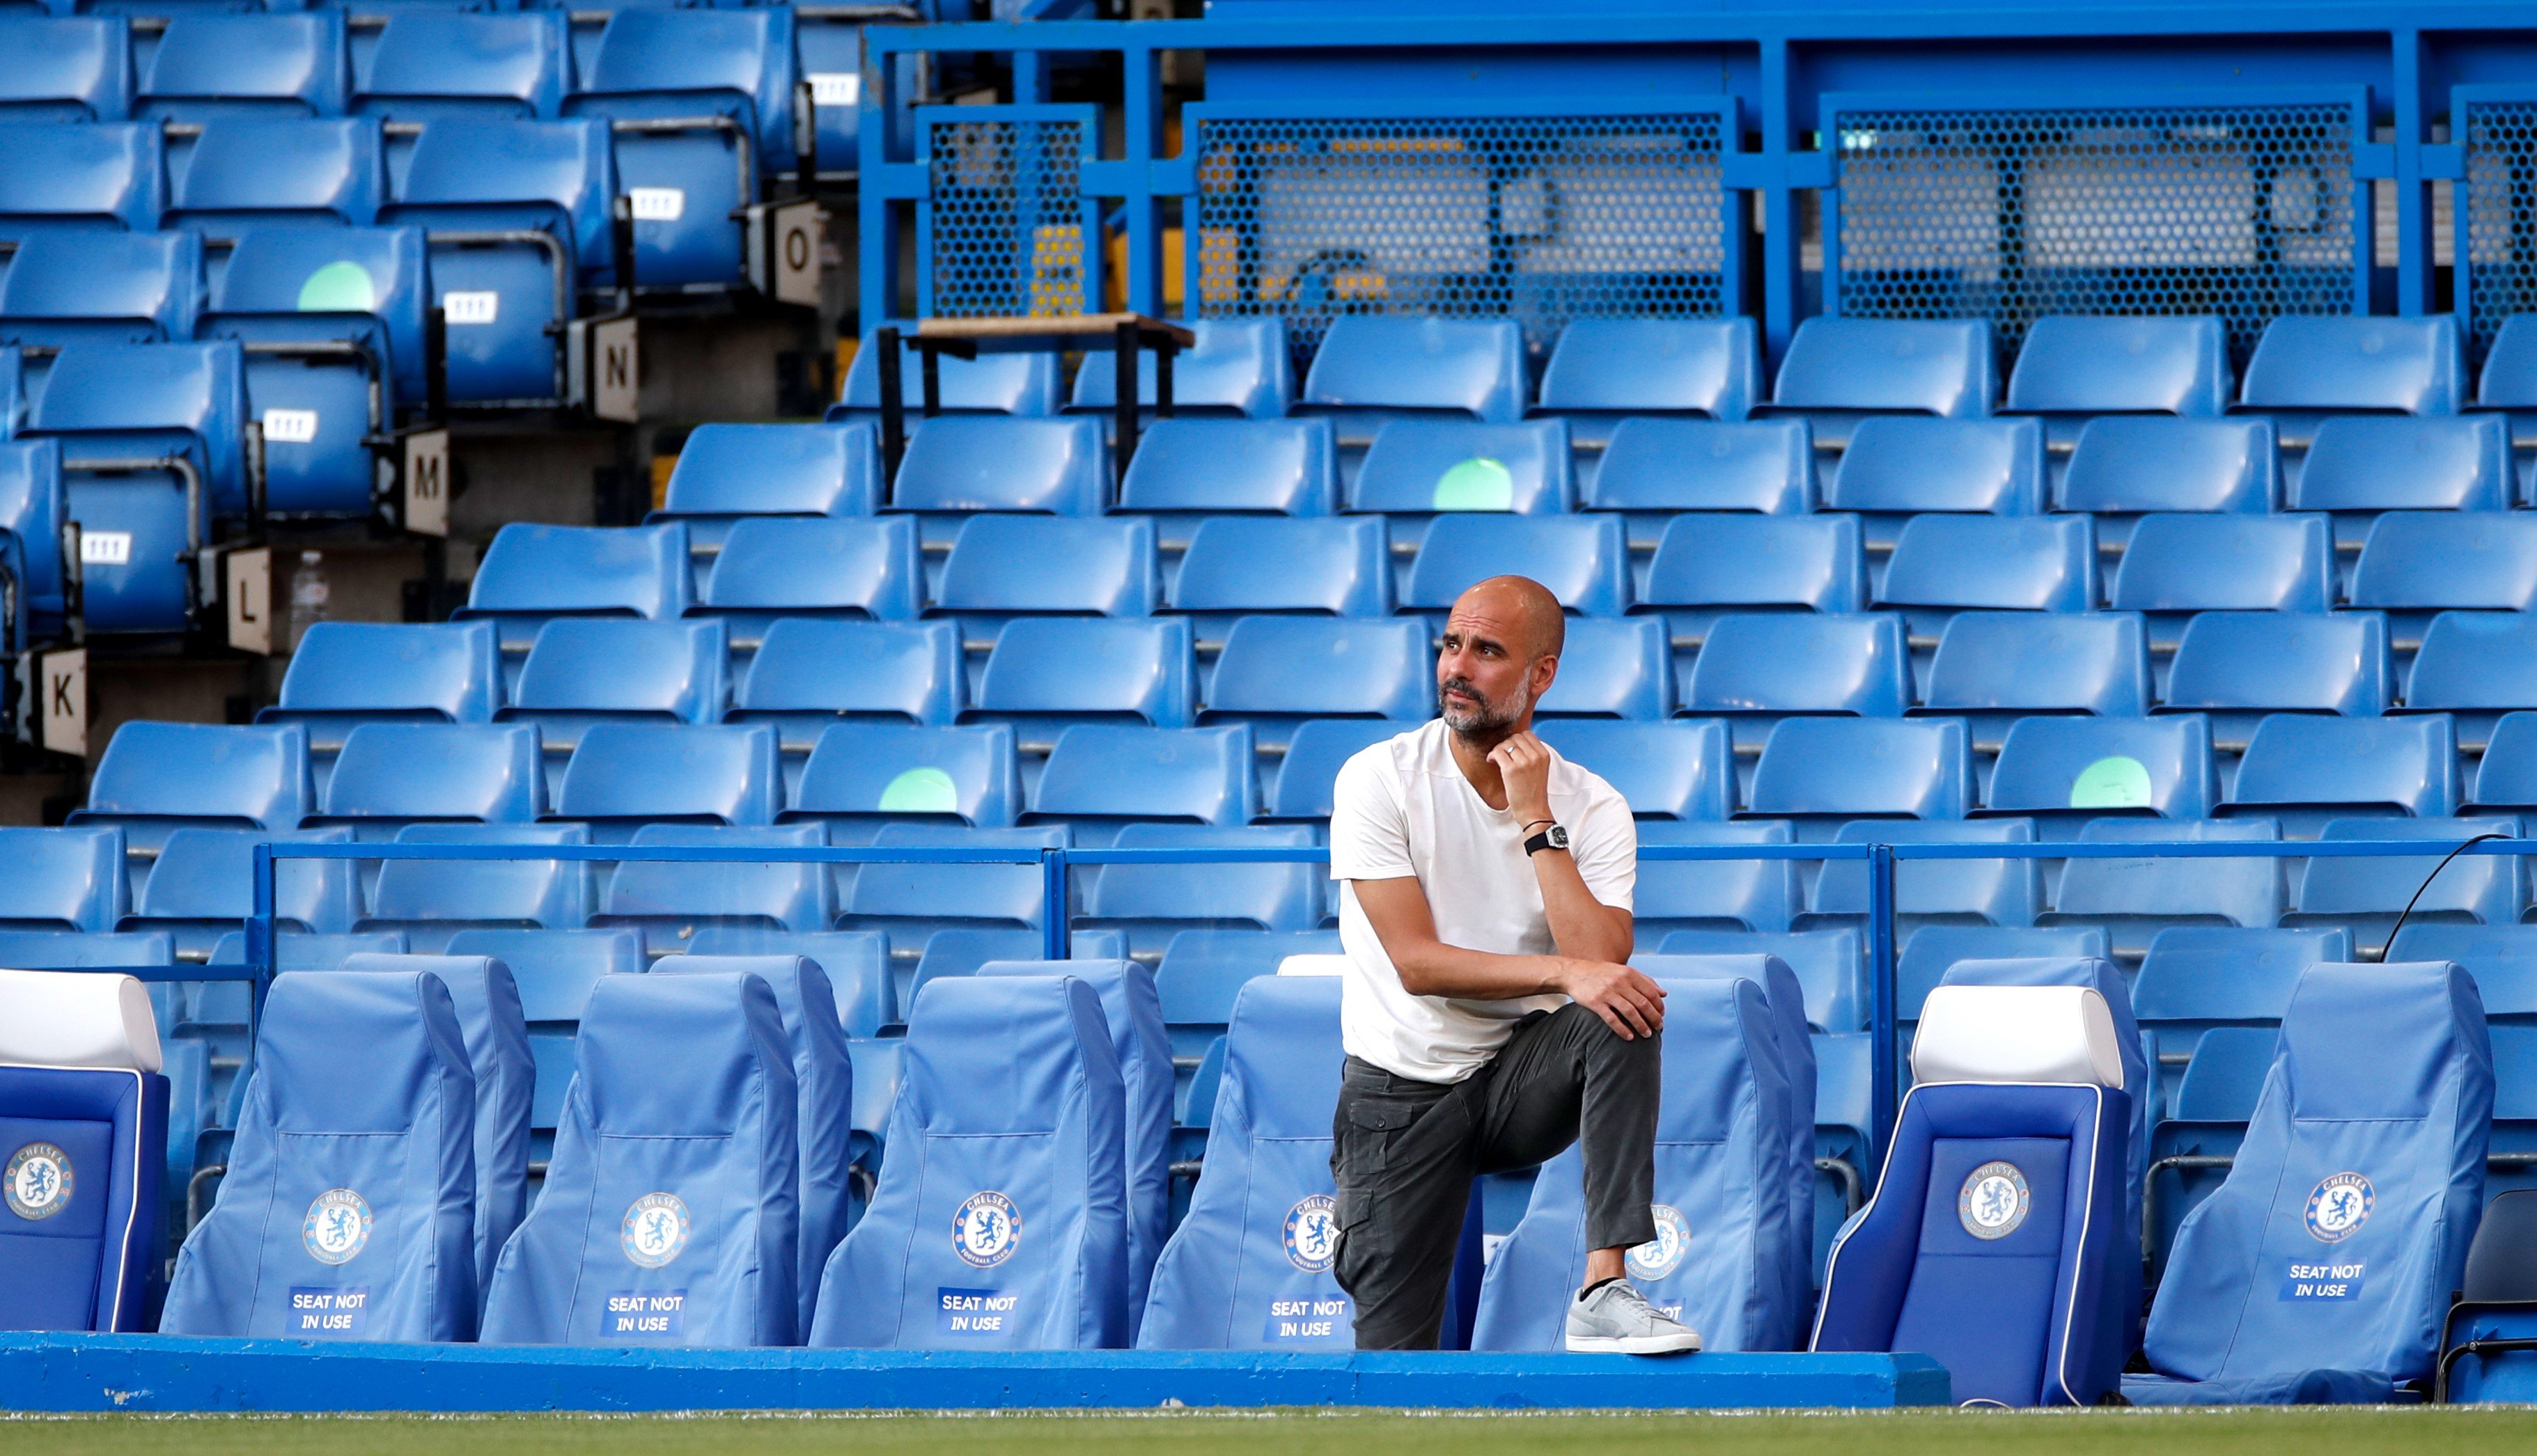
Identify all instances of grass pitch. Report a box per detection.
[6,1408,2537,1456]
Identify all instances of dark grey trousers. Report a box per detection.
[1329,1001,1662,1350]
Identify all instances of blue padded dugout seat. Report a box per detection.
[262,623,502,746]
[1826,416,2043,551]
[0,827,127,932]
[1918,614,2150,742]
[654,953,852,1343]
[73,721,313,861]
[1070,319,1292,421]
[336,952,533,1313]
[2127,961,2492,1404]
[1584,418,1815,516]
[309,724,545,838]
[164,118,383,233]
[1077,824,1321,957]
[2043,820,2288,955]
[549,723,779,838]
[1476,973,1806,1353]
[0,230,202,347]
[1532,318,1761,442]
[357,824,593,951]
[0,970,166,1333]
[1685,616,1912,752]
[378,118,618,404]
[1348,419,1573,518]
[1813,982,2131,1405]
[1533,618,1673,721]
[1877,516,2095,639]
[500,620,728,771]
[1170,521,1394,636]
[595,824,834,951]
[834,329,1059,418]
[123,829,361,960]
[2004,315,2231,432]
[650,423,884,554]
[1297,316,1527,430]
[482,968,801,1345]
[1662,930,1864,1033]
[0,122,162,240]
[162,968,476,1341]
[1263,719,1424,822]
[1759,318,1994,443]
[2235,315,2465,432]
[1636,822,1802,937]
[731,620,962,731]
[1635,515,1866,651]
[2222,714,2460,833]
[2109,514,2336,652]
[931,516,1159,639]
[442,928,642,1148]
[1026,725,1256,829]
[899,929,1129,1021]
[1981,714,2218,832]
[2389,924,2537,1024]
[352,12,571,125]
[1402,513,1627,620]
[137,14,348,122]
[2162,614,2392,738]
[780,723,1020,835]
[2290,417,2511,540]
[2473,712,2537,811]
[1535,719,1733,822]
[2289,818,2523,948]
[687,930,894,1040]
[1116,418,1337,518]
[846,824,1068,954]
[697,517,924,636]
[460,523,692,660]
[891,416,1107,518]
[962,618,1196,733]
[561,8,797,290]
[1152,928,1340,1048]
[2058,417,2279,526]
[0,17,132,123]
[2352,520,2537,645]
[1139,974,1348,1349]
[811,973,1130,1349]
[1806,818,2038,931]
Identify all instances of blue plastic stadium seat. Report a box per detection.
[687,930,894,1040]
[2235,315,2466,426]
[460,522,692,666]
[2474,713,2537,811]
[1116,418,1337,518]
[1744,719,1971,835]
[549,723,779,838]
[1813,982,2130,1405]
[696,517,923,635]
[1027,725,1256,829]
[0,17,132,122]
[2045,822,2290,956]
[0,970,164,1333]
[1636,515,1866,653]
[137,14,347,122]
[1138,975,1348,1349]
[890,416,1109,521]
[811,973,1130,1348]
[1297,316,1527,429]
[164,118,383,233]
[1825,417,2044,542]
[2162,613,2391,737]
[2389,924,2537,1023]
[780,723,1020,834]
[2290,417,2511,539]
[1680,614,1910,749]
[2351,519,2537,644]
[1758,318,1994,443]
[2127,962,2492,1404]
[1070,319,1292,420]
[442,928,641,1102]
[1348,420,1573,518]
[162,969,471,1341]
[1893,928,2113,1022]
[1402,514,1627,619]
[1877,517,2095,639]
[0,827,127,932]
[561,8,797,289]
[260,623,503,747]
[900,928,1130,1021]
[0,437,70,649]
[834,329,1059,418]
[847,824,1069,955]
[1983,715,2219,833]
[358,824,593,952]
[2058,418,2279,525]
[930,516,1159,641]
[499,619,728,765]
[1584,418,1815,516]
[123,829,361,960]
[650,423,884,554]
[352,12,570,125]
[1077,824,1320,957]
[1265,719,1425,822]
[595,825,834,951]
[1919,614,2151,739]
[2132,926,2350,1074]
[379,119,619,403]
[311,725,545,838]
[2109,515,2335,651]
[2004,315,2232,429]
[1657,930,1861,1035]
[482,969,802,1346]
[0,230,202,347]
[2290,817,2523,946]
[1808,817,2040,931]
[1476,974,1806,1353]
[1532,618,1673,720]
[2222,714,2460,833]
[655,953,852,1342]
[1169,519,1393,633]
[1535,719,1733,821]
[728,620,964,730]
[72,721,314,863]
[1532,318,1761,443]
[1152,929,1339,1044]
[0,122,162,240]
[22,340,247,634]
[1637,822,1803,937]
[962,618,1196,734]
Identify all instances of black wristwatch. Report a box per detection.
[1524,824,1570,856]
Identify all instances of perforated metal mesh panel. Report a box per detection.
[1832,102,2360,366]
[923,113,1087,317]
[1191,111,1728,368]
[2465,101,2537,362]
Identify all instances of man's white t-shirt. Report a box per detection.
[1327,719,1637,1083]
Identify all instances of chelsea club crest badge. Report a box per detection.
[1958,1161,2031,1240]
[623,1193,692,1269]
[5,1142,71,1222]
[1283,1196,1338,1273]
[1626,1204,1692,1280]
[302,1188,373,1265]
[2305,1173,2374,1244]
[953,1191,1021,1269]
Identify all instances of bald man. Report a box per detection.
[1325,575,1695,1354]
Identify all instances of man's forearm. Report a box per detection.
[1531,849,1633,964]
[1387,937,1575,1001]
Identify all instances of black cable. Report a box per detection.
[2378,831,2510,962]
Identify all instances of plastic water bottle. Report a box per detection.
[288,549,329,651]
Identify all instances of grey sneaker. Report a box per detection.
[1564,1279,1702,1354]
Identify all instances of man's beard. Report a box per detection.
[1439,675,1527,741]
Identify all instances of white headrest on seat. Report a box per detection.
[1278,955,1348,978]
[1912,985,2122,1090]
[0,969,163,1074]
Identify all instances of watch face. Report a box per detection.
[1547,825,1570,850]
